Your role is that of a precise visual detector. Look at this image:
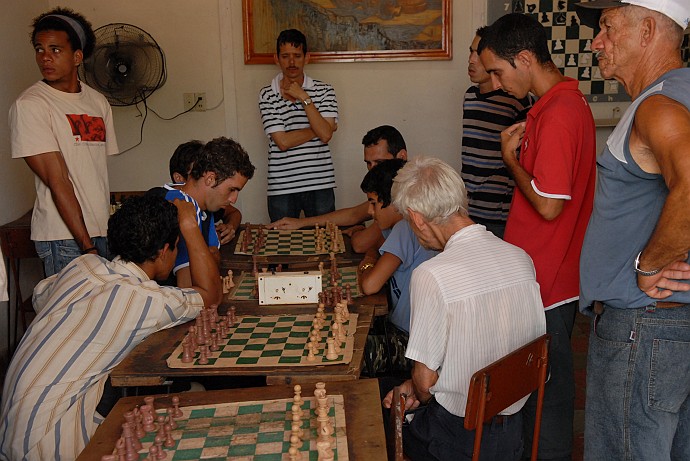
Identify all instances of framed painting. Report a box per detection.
[243,0,452,64]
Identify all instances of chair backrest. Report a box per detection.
[388,386,405,461]
[464,334,550,461]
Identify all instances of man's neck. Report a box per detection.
[180,181,206,210]
[435,215,476,248]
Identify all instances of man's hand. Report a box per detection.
[215,222,236,245]
[382,379,421,411]
[282,80,308,103]
[501,122,526,166]
[173,199,198,229]
[637,258,690,299]
[268,217,304,230]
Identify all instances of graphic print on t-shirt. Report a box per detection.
[66,114,106,142]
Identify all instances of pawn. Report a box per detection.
[156,415,167,439]
[171,396,183,418]
[166,408,178,430]
[154,435,167,459]
[164,422,175,448]
[181,340,194,363]
[198,345,209,364]
[290,434,302,450]
[289,445,301,461]
[306,344,317,362]
[293,384,303,405]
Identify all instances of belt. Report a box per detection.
[593,300,686,314]
[485,414,512,426]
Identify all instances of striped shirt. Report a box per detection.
[259,73,338,196]
[461,86,532,224]
[0,255,203,461]
[406,224,545,417]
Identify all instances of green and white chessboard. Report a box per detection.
[133,396,349,460]
[229,266,361,301]
[167,313,358,368]
[234,228,345,256]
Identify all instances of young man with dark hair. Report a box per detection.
[167,140,243,245]
[0,196,220,460]
[270,125,408,253]
[163,136,255,288]
[11,7,119,276]
[479,13,597,461]
[461,26,533,239]
[259,28,339,222]
[358,159,438,336]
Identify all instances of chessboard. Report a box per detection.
[234,226,346,256]
[167,312,358,369]
[229,266,362,301]
[104,385,349,460]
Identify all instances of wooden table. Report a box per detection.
[110,301,377,388]
[77,378,388,461]
[220,224,364,271]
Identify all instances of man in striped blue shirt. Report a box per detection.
[0,196,220,460]
[259,29,339,222]
[461,27,533,238]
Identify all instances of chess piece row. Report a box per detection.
[181,306,237,363]
[102,396,184,461]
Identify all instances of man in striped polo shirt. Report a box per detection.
[259,29,339,222]
[461,26,533,239]
[0,196,220,460]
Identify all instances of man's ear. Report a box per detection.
[304,52,311,65]
[273,54,279,66]
[408,209,425,229]
[172,172,185,184]
[204,171,216,187]
[516,49,532,67]
[396,149,408,161]
[74,49,83,66]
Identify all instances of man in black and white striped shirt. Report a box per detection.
[258,29,338,222]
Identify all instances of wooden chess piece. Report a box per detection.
[325,338,338,360]
[171,396,183,418]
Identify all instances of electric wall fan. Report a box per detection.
[79,23,166,106]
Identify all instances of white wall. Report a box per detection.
[54,0,484,223]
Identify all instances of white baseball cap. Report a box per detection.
[575,0,690,30]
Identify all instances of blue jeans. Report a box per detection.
[522,301,576,460]
[267,189,335,222]
[584,303,690,460]
[403,398,523,461]
[35,237,108,277]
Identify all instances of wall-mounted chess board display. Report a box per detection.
[488,1,690,103]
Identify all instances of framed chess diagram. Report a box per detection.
[488,1,690,103]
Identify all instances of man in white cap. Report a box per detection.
[575,1,690,459]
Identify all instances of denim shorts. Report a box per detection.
[35,237,108,277]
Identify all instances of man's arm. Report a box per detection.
[283,81,337,143]
[23,151,96,252]
[501,122,564,221]
[350,222,384,254]
[270,201,370,230]
[630,95,690,298]
[174,200,222,307]
[381,361,439,410]
[359,249,401,295]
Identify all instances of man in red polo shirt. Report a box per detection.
[479,13,596,461]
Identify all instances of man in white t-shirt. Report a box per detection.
[382,157,545,460]
[10,7,119,276]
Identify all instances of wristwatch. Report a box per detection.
[633,251,661,276]
[301,98,313,107]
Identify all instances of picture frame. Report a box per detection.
[242,0,452,64]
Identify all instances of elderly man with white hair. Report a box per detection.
[575,1,690,459]
[382,157,545,461]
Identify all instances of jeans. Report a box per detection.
[267,189,335,222]
[584,303,690,460]
[403,398,523,461]
[35,237,108,277]
[522,301,576,460]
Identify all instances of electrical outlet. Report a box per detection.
[183,92,206,112]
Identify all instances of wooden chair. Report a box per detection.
[388,386,406,461]
[464,334,551,461]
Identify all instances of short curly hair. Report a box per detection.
[31,7,97,59]
[169,140,203,182]
[188,136,255,186]
[108,196,179,264]
[360,158,406,208]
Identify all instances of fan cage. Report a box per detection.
[80,23,166,106]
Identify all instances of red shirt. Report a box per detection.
[504,78,596,308]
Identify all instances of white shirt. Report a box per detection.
[406,224,546,417]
